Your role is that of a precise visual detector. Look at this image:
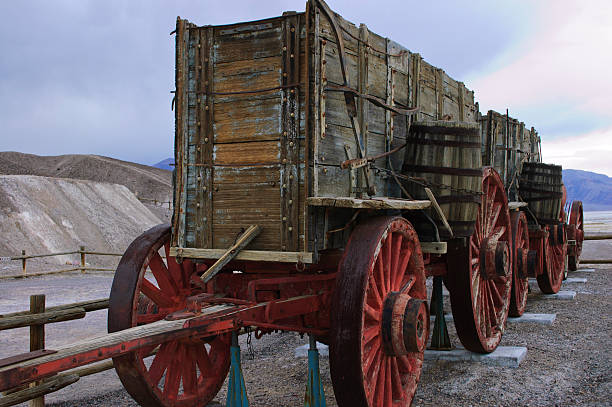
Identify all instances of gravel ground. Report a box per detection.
[0,246,610,406]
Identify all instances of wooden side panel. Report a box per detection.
[174,15,307,253]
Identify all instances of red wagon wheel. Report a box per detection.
[509,211,529,317]
[109,224,230,407]
[568,201,584,271]
[330,216,429,407]
[537,224,566,294]
[446,167,512,353]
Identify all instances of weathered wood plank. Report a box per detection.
[170,247,313,263]
[307,196,430,210]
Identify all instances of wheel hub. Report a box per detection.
[480,238,510,280]
[381,292,429,356]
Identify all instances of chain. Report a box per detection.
[372,165,484,196]
[246,327,255,360]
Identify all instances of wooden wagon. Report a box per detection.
[0,1,584,406]
[479,109,585,317]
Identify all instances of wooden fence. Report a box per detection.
[580,234,612,264]
[0,247,123,279]
[0,296,111,407]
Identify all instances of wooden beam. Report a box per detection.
[307,197,431,210]
[424,188,454,238]
[0,305,233,392]
[584,234,612,241]
[420,242,447,255]
[0,299,108,319]
[200,225,261,283]
[170,248,314,264]
[508,201,528,210]
[0,308,86,331]
[0,374,79,407]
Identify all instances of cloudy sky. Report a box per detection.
[1,1,610,174]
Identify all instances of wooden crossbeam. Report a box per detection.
[200,225,261,283]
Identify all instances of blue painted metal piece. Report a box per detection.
[304,336,326,407]
[227,333,249,407]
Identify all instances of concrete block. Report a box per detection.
[541,290,576,300]
[507,313,556,325]
[564,277,587,283]
[576,268,595,273]
[295,342,328,358]
[425,346,527,368]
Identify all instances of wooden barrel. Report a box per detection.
[519,162,563,224]
[402,121,482,238]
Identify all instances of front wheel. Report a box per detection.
[330,216,429,407]
[108,224,230,407]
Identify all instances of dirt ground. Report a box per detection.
[0,234,610,406]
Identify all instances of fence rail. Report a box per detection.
[0,295,111,407]
[0,247,124,278]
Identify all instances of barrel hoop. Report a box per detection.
[403,137,481,149]
[519,187,564,196]
[520,170,563,177]
[410,123,480,136]
[435,195,482,204]
[521,195,563,202]
[402,165,482,177]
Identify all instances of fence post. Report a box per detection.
[29,294,45,407]
[22,250,27,275]
[79,246,86,273]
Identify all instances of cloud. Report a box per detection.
[468,0,612,129]
[542,126,612,176]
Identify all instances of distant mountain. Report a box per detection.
[563,169,612,211]
[153,158,174,171]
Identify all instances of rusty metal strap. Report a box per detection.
[325,83,419,117]
[402,165,483,177]
[338,25,408,58]
[403,136,480,148]
[186,162,305,168]
[410,123,479,137]
[435,195,482,205]
[341,141,408,169]
[194,82,301,96]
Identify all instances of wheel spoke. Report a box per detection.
[364,325,379,345]
[375,356,387,407]
[390,357,403,401]
[163,349,181,401]
[394,246,412,292]
[140,279,175,308]
[363,337,381,375]
[366,349,382,406]
[148,342,172,387]
[376,256,387,298]
[195,344,213,379]
[149,252,178,297]
[384,233,392,293]
[384,357,392,406]
[488,280,503,307]
[391,234,403,290]
[368,274,383,308]
[365,303,380,323]
[488,203,502,236]
[182,345,198,397]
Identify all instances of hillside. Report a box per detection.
[0,152,173,221]
[0,175,161,266]
[563,169,612,211]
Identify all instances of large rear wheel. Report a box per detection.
[509,211,530,317]
[108,224,230,407]
[568,201,584,271]
[447,167,512,353]
[330,216,429,407]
